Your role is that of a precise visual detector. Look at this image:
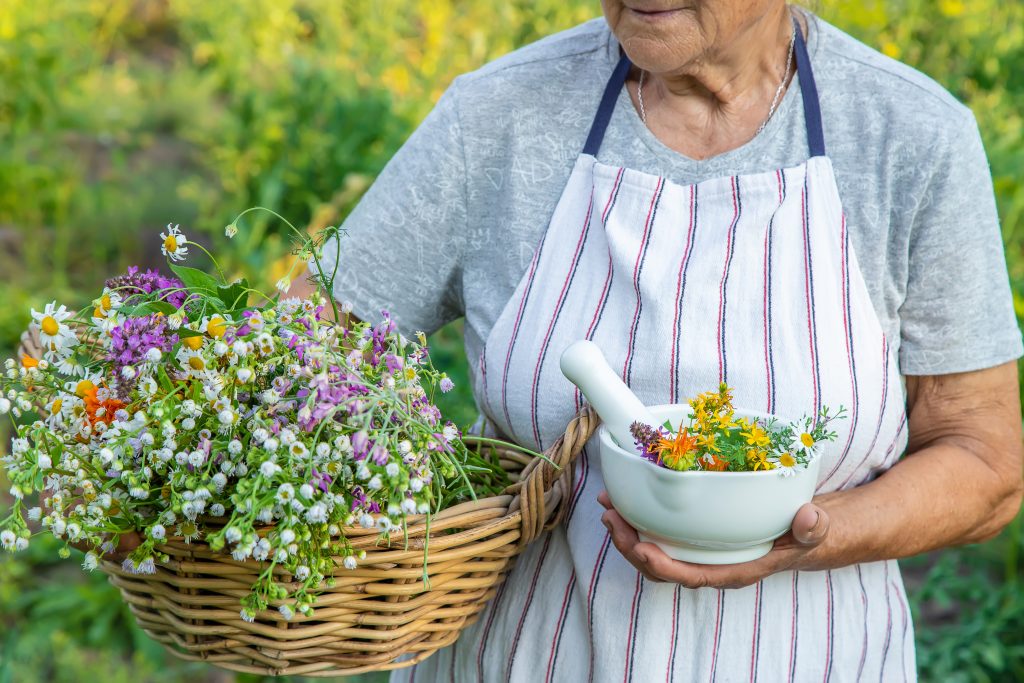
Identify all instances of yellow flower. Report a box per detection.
[698,432,720,453]
[206,316,228,339]
[183,335,204,351]
[746,449,774,471]
[741,423,771,448]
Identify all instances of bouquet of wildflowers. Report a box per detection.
[0,214,521,621]
[629,383,844,475]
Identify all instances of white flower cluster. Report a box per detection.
[0,268,507,621]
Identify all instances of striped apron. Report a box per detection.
[403,25,913,683]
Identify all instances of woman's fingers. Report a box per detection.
[595,490,819,589]
[790,502,829,546]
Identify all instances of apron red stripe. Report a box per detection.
[530,189,596,449]
[839,339,890,489]
[856,564,869,679]
[623,573,645,682]
[671,185,699,403]
[498,229,550,442]
[709,590,725,682]
[880,562,894,682]
[749,581,763,683]
[667,585,681,683]
[717,177,742,383]
[576,251,615,411]
[504,534,554,682]
[587,533,614,683]
[822,214,860,486]
[788,573,800,680]
[824,569,834,681]
[623,178,665,383]
[762,172,781,414]
[801,176,822,413]
[894,579,910,682]
[545,574,577,683]
[476,576,511,680]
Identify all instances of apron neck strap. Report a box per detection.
[583,16,826,159]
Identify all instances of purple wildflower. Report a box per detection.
[107,314,178,393]
[629,421,665,464]
[384,354,403,375]
[105,266,188,309]
[370,443,389,466]
[439,377,454,393]
[311,469,332,494]
[351,431,370,460]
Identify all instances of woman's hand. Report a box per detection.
[597,490,831,589]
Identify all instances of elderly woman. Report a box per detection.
[305,1,1024,680]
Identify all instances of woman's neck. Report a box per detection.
[628,6,801,160]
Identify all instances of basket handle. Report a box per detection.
[512,405,600,548]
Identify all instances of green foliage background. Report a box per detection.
[0,1,1022,681]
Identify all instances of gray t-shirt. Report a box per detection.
[317,13,1022,382]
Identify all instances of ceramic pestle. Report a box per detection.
[559,339,659,449]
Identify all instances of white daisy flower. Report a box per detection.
[160,223,189,262]
[276,484,295,504]
[0,530,16,549]
[788,426,820,459]
[768,451,800,477]
[93,289,122,315]
[54,354,87,377]
[343,555,358,570]
[175,346,209,377]
[30,301,78,358]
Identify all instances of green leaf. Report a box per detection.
[175,328,203,339]
[217,278,251,312]
[132,301,177,316]
[169,264,221,297]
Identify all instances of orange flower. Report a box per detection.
[656,428,699,471]
[700,453,729,472]
[82,384,124,426]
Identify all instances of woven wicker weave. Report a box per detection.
[20,328,599,677]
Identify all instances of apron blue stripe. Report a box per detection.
[624,178,665,384]
[671,185,699,403]
[545,574,577,682]
[717,177,742,383]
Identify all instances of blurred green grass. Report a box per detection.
[1,1,1023,681]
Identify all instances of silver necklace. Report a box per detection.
[638,24,797,138]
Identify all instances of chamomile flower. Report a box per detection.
[91,289,122,321]
[160,223,189,262]
[175,346,209,378]
[768,451,799,477]
[788,426,820,458]
[30,302,78,358]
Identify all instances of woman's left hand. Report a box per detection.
[597,490,831,589]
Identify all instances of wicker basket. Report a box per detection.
[20,330,598,677]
